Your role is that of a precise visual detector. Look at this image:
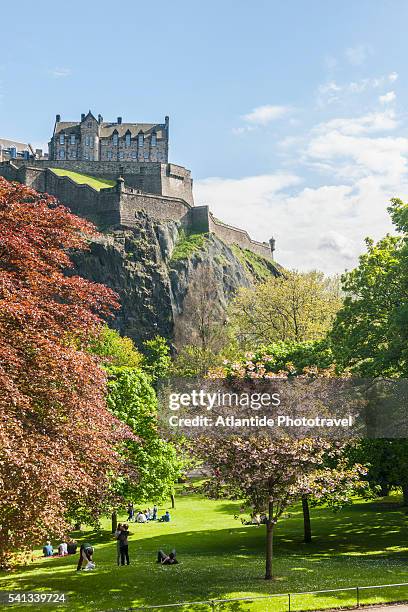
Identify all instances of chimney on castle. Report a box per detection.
[81,113,85,122]
[117,116,122,124]
[98,114,103,124]
[269,237,276,259]
[56,114,61,123]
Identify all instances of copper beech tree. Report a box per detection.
[0,178,134,567]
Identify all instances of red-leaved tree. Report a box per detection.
[0,178,133,567]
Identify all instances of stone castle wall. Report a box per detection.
[209,213,271,259]
[0,161,274,260]
[8,158,194,206]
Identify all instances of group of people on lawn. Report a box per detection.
[42,503,175,571]
[42,538,77,557]
[126,503,171,523]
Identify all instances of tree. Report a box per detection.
[331,198,408,502]
[229,270,341,348]
[175,265,227,363]
[89,325,143,369]
[107,367,182,506]
[196,435,362,579]
[0,178,134,567]
[142,335,171,382]
[213,345,365,544]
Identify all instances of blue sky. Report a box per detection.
[1,0,408,273]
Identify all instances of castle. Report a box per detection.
[49,111,169,163]
[0,111,276,261]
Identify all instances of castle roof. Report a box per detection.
[54,121,166,139]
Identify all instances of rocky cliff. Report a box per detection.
[71,211,280,344]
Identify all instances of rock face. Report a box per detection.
[71,212,280,344]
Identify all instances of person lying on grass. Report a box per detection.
[157,549,178,565]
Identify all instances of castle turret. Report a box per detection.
[269,237,276,259]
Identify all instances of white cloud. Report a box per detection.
[379,90,396,104]
[314,110,397,136]
[50,67,71,78]
[242,105,290,126]
[195,106,408,274]
[345,44,372,66]
[317,73,398,107]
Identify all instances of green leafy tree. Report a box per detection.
[89,325,143,369]
[142,335,171,382]
[332,198,408,503]
[107,367,181,505]
[229,270,342,348]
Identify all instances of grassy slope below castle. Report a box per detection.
[49,168,116,191]
[1,492,408,611]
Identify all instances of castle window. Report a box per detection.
[131,151,137,159]
[59,134,65,145]
[112,133,118,146]
[107,150,112,160]
[70,150,76,159]
[144,151,149,160]
[151,132,157,146]
[125,132,131,147]
[59,149,65,159]
[119,151,124,160]
[70,134,75,145]
[138,133,144,147]
[87,122,91,128]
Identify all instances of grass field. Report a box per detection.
[1,493,408,611]
[49,168,116,190]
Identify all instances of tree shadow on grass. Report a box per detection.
[3,499,408,611]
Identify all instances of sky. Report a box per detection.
[1,0,408,274]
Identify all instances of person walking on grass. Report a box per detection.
[118,523,131,566]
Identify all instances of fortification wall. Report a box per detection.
[44,170,120,227]
[209,213,272,260]
[0,161,273,261]
[120,187,191,227]
[7,158,194,206]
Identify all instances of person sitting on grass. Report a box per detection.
[76,542,94,571]
[157,549,178,565]
[43,541,53,557]
[67,538,77,555]
[58,541,68,556]
[159,510,171,522]
[136,511,147,523]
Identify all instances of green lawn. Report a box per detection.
[1,494,408,611]
[49,168,116,191]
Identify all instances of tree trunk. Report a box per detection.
[402,483,408,506]
[380,482,390,497]
[111,510,118,534]
[171,493,175,509]
[265,500,274,580]
[302,494,312,543]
